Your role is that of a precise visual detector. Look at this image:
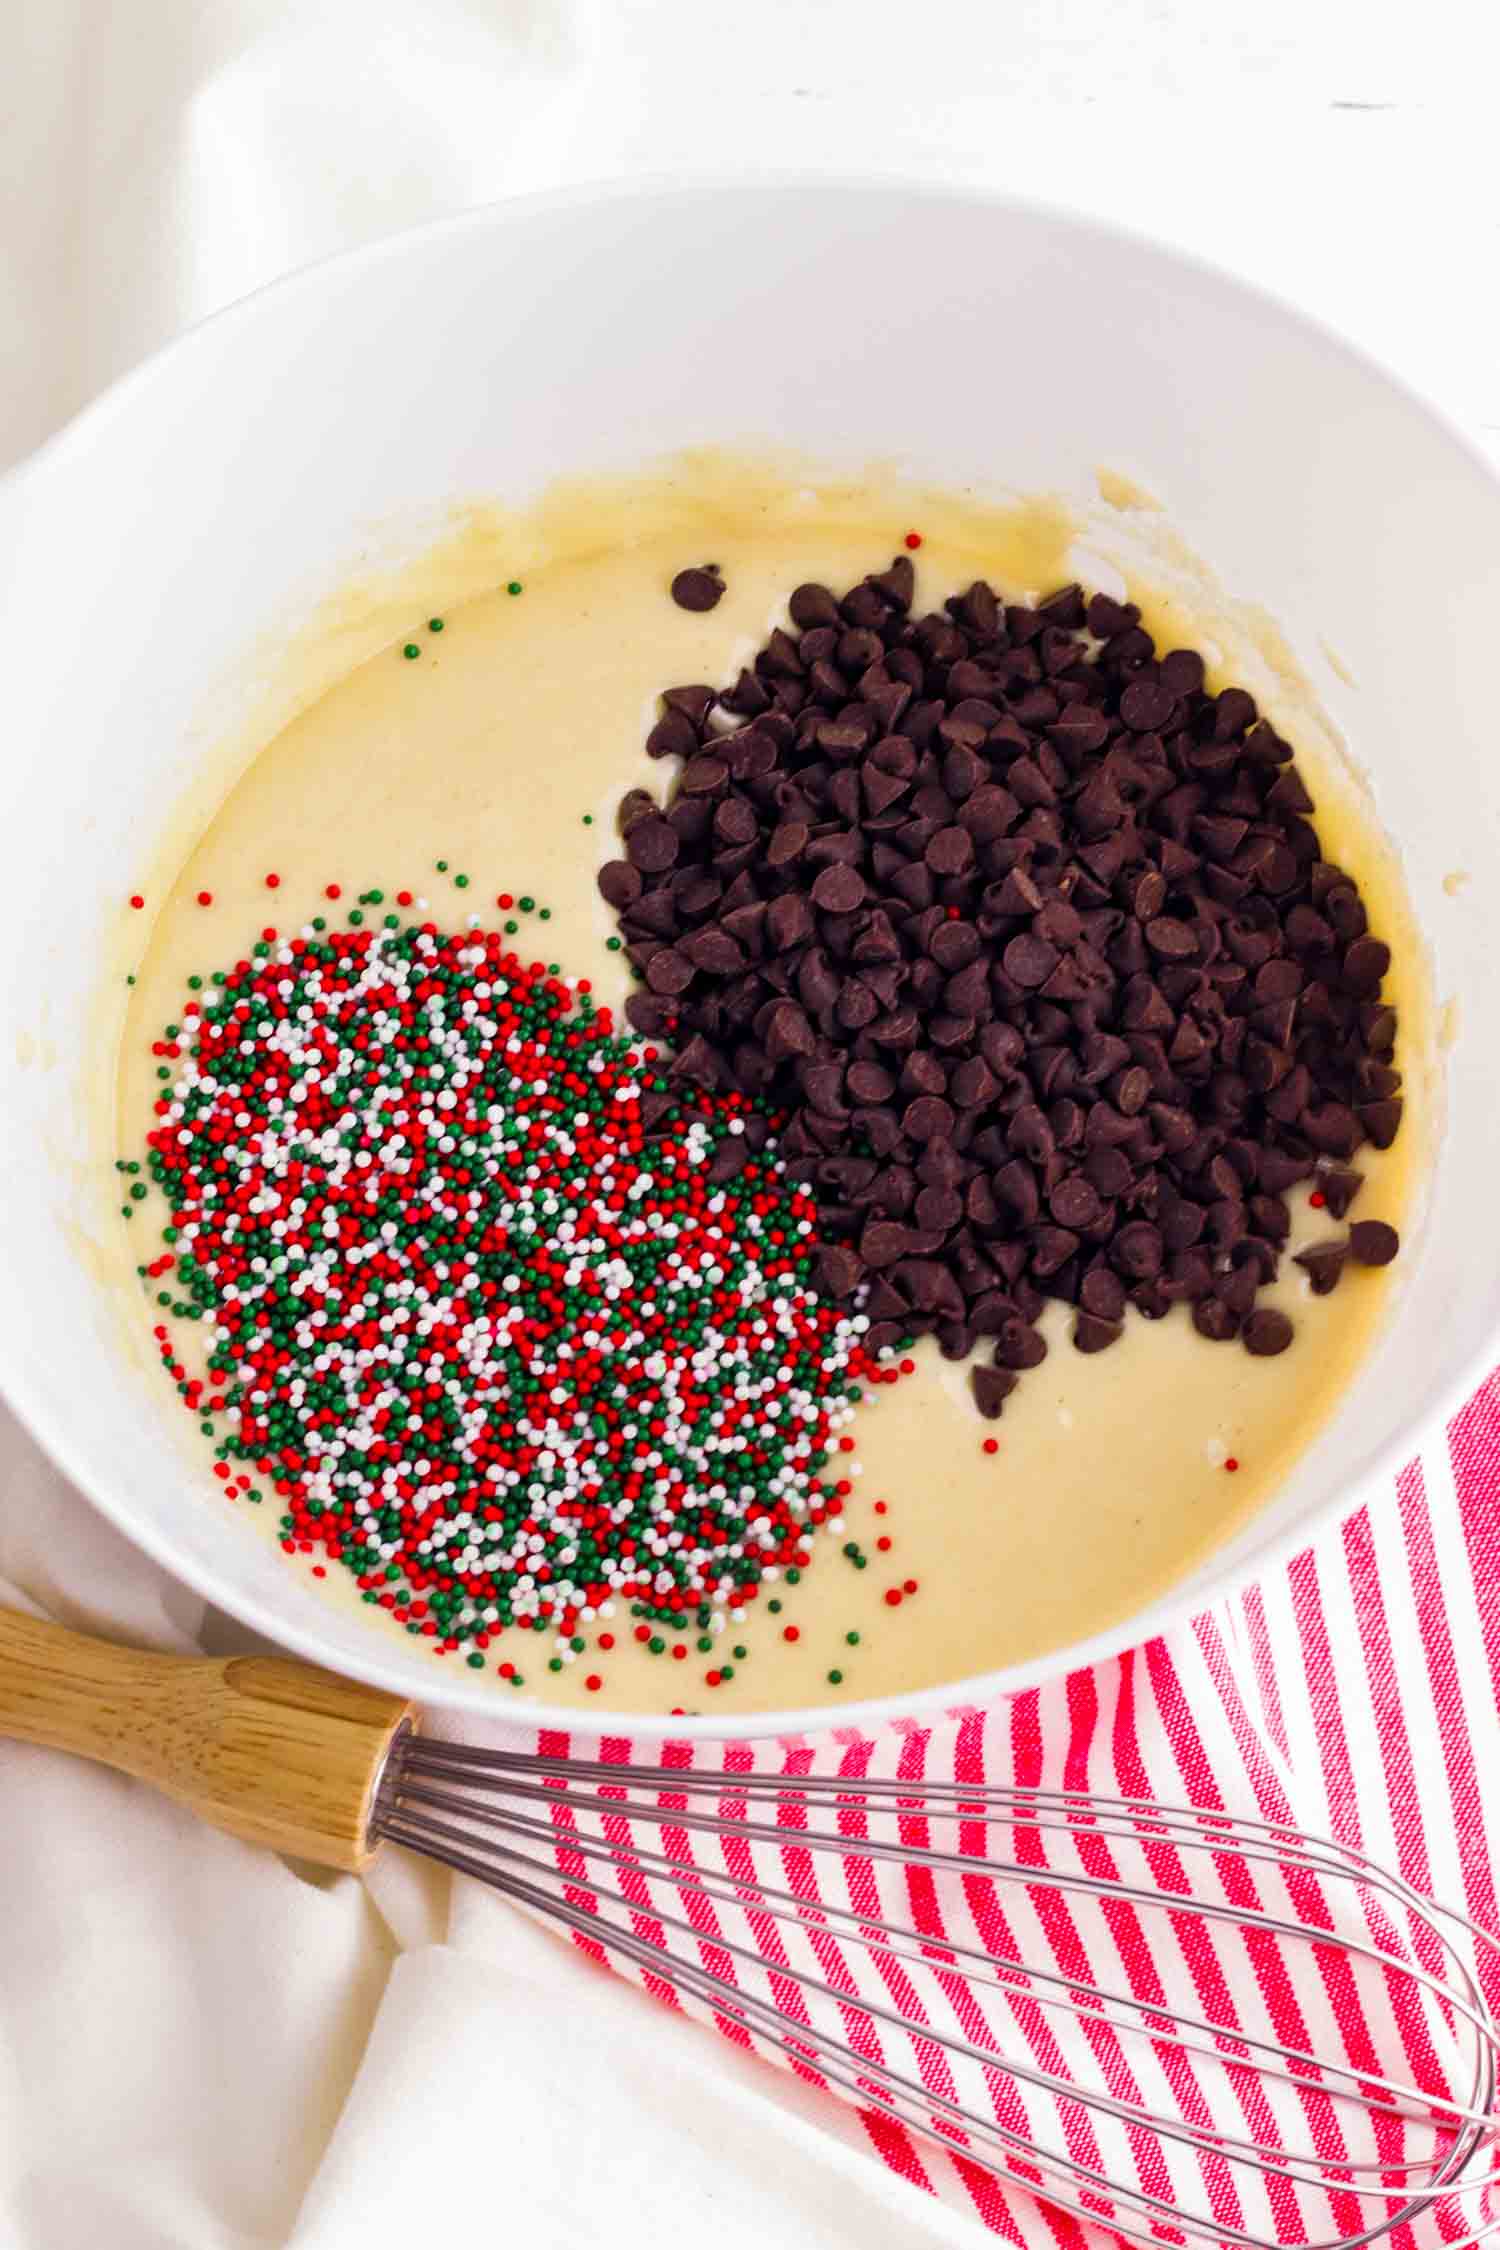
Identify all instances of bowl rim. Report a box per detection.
[5,167,1497,1739]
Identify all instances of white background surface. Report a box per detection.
[6,0,1500,480]
[2,6,1497,2248]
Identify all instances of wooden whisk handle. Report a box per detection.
[0,1606,414,1872]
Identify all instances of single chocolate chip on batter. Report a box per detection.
[1348,1219,1400,1267]
[1294,1241,1348,1296]
[670,566,724,613]
[1243,1307,1295,1356]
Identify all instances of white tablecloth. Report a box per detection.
[4,6,1499,2246]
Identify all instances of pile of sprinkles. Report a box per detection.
[135,911,889,1677]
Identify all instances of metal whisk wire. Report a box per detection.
[376,1738,1500,2250]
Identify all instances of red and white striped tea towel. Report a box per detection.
[395,1369,1500,2250]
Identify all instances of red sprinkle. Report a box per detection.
[264,873,280,889]
[1224,1457,1240,1473]
[1309,1191,1326,1208]
[982,1437,999,1455]
[782,1624,800,1643]
[196,890,213,907]
[584,1674,603,1692]
[876,1535,892,1552]
[904,531,923,550]
[884,1588,903,1607]
[325,883,341,899]
[129,894,145,910]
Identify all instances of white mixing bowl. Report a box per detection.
[3,178,1498,1735]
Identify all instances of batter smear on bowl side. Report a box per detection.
[116,488,1420,1715]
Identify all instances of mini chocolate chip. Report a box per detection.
[1080,1267,1127,1322]
[860,1218,913,1268]
[847,1060,895,1105]
[1073,1311,1123,1353]
[1343,935,1392,994]
[926,826,976,876]
[626,815,679,873]
[1348,1219,1399,1266]
[1193,1297,1240,1342]
[993,1317,1048,1371]
[597,860,642,910]
[680,926,746,974]
[1003,933,1061,988]
[671,566,723,612]
[1359,1098,1403,1149]
[1294,1241,1348,1295]
[903,1095,957,1143]
[763,1000,816,1061]
[647,708,702,760]
[641,948,692,997]
[972,1364,1016,1418]
[915,1185,963,1233]
[810,863,867,914]
[1050,1177,1102,1229]
[1144,916,1198,960]
[1243,1307,1294,1356]
[1112,1221,1164,1279]
[1083,1147,1133,1199]
[1119,679,1176,732]
[1319,1168,1364,1219]
[816,1243,864,1298]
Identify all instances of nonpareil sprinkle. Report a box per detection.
[136,916,885,1656]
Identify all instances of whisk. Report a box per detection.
[3,1605,1496,2250]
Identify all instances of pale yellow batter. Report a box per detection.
[116,478,1421,1715]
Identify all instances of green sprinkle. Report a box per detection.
[696,1634,712,1653]
[436,860,448,872]
[548,1657,563,1672]
[507,580,523,596]
[767,1598,782,1614]
[126,974,136,986]
[455,874,469,890]
[845,1630,861,1646]
[582,813,593,826]
[518,896,535,914]
[403,643,420,660]
[827,1669,844,1685]
[428,617,444,633]
[467,1652,484,1669]
[732,1645,748,1660]
[606,936,622,952]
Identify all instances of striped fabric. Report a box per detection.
[527,1373,1500,2247]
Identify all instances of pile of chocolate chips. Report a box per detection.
[599,558,1403,1416]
